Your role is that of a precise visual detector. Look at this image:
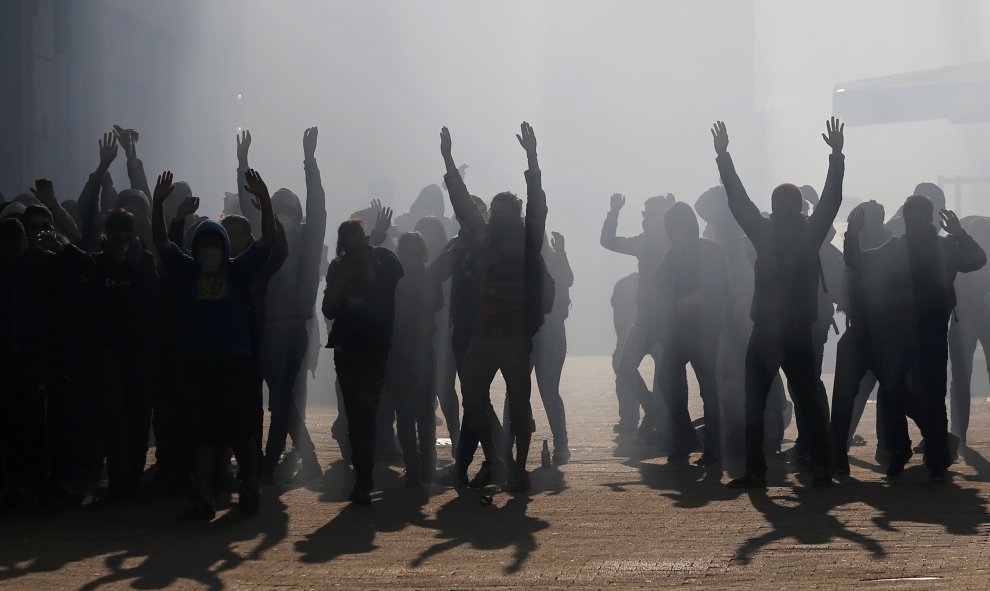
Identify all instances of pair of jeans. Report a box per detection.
[660,329,720,456]
[335,346,389,484]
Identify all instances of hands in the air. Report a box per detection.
[940,210,963,236]
[516,121,537,158]
[30,179,56,208]
[99,132,119,169]
[303,127,318,160]
[373,202,393,236]
[243,169,271,210]
[153,171,174,206]
[113,125,139,158]
[710,121,728,156]
[176,197,201,218]
[609,193,626,213]
[551,231,566,253]
[822,117,845,154]
[237,130,252,166]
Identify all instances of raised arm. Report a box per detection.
[244,169,276,247]
[369,202,394,248]
[168,196,200,247]
[115,125,152,199]
[151,170,176,253]
[809,117,846,245]
[519,121,547,254]
[941,210,987,273]
[440,126,486,241]
[79,132,119,250]
[302,126,327,256]
[551,231,574,287]
[32,179,81,244]
[236,130,262,231]
[711,121,764,239]
[600,193,641,255]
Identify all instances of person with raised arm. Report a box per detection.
[152,168,275,519]
[712,118,845,489]
[439,122,548,492]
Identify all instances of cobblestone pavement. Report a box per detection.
[1,356,989,590]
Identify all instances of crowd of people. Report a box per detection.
[0,115,986,518]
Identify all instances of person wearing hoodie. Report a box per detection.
[439,122,548,493]
[152,169,275,520]
[656,202,728,465]
[237,129,326,484]
[712,118,845,489]
[845,196,985,480]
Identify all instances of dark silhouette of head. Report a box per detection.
[411,184,445,219]
[771,183,803,216]
[165,181,192,222]
[190,220,231,274]
[413,215,447,259]
[397,231,429,269]
[913,182,945,211]
[272,188,303,230]
[861,199,886,228]
[902,194,935,237]
[23,204,53,239]
[0,217,27,265]
[115,189,150,218]
[103,210,137,258]
[336,219,368,259]
[664,202,700,247]
[643,194,675,234]
[489,192,523,236]
[220,214,254,257]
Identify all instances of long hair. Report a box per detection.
[335,219,367,260]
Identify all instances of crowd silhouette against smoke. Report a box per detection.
[2,114,987,515]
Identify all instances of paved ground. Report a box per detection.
[2,355,989,590]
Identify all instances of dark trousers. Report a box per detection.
[613,345,641,427]
[391,346,437,483]
[744,323,830,475]
[948,309,990,444]
[436,321,461,454]
[660,330,720,456]
[0,364,47,492]
[335,346,389,484]
[183,356,260,501]
[503,320,570,448]
[880,329,950,472]
[452,325,503,474]
[791,324,831,457]
[618,316,664,422]
[97,346,152,494]
[263,322,316,467]
[830,324,886,460]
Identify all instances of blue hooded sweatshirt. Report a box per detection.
[160,220,271,357]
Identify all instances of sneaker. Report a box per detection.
[552,446,572,466]
[727,473,767,489]
[288,460,323,485]
[694,453,721,467]
[505,465,531,492]
[468,461,504,489]
[850,434,867,447]
[349,481,373,505]
[238,485,261,517]
[177,501,216,520]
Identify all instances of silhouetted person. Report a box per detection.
[152,169,275,519]
[610,273,640,433]
[390,231,444,487]
[439,122,548,492]
[237,128,326,485]
[713,118,845,489]
[601,191,675,444]
[845,196,985,480]
[884,182,946,238]
[656,202,728,464]
[322,219,403,504]
[948,215,990,446]
[830,200,890,473]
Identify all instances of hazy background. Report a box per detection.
[9,0,990,359]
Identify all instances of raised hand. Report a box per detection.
[846,205,865,236]
[822,116,845,154]
[370,198,383,213]
[30,178,56,207]
[374,205,394,236]
[99,132,119,169]
[176,197,201,218]
[243,168,271,209]
[236,129,252,167]
[551,231,566,253]
[152,171,175,205]
[303,127,318,160]
[710,121,728,156]
[440,126,453,161]
[610,193,626,213]
[940,209,963,236]
[113,124,138,158]
[516,121,538,157]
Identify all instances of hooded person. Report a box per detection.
[884,182,946,238]
[235,128,326,485]
[395,184,460,239]
[114,189,154,252]
[711,118,845,489]
[600,191,676,446]
[152,168,276,520]
[846,195,985,480]
[655,202,729,464]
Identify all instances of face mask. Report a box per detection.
[198,247,224,273]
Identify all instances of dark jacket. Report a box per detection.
[322,247,404,351]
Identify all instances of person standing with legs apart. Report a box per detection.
[322,216,403,505]
[152,169,275,520]
[713,118,846,489]
[440,122,549,492]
